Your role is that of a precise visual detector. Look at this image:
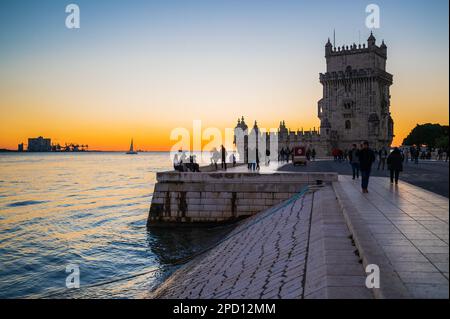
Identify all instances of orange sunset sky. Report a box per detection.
[0,0,448,151]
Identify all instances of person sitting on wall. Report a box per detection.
[185,154,200,172]
[173,151,185,172]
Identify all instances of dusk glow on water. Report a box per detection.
[0,153,232,298]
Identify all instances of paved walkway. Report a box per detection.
[333,175,449,298]
[150,174,448,299]
[280,159,449,197]
[151,185,371,299]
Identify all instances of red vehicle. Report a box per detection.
[293,146,307,166]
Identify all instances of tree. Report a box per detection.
[435,135,449,150]
[402,123,449,148]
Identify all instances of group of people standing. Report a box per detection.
[332,148,346,162]
[347,142,404,193]
[403,145,449,164]
[210,145,236,171]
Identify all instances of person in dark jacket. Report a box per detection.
[348,144,360,180]
[357,141,376,193]
[387,147,404,185]
[220,145,227,170]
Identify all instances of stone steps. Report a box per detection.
[149,185,373,299]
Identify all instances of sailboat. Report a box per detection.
[126,139,138,154]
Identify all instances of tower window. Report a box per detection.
[345,120,351,130]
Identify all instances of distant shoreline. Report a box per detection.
[0,150,170,153]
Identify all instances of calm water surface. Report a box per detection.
[0,152,232,298]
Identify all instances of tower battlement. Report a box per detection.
[320,32,394,151]
[325,32,388,73]
[320,67,393,84]
[233,33,394,158]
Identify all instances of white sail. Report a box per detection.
[126,138,137,154]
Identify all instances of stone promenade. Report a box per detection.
[150,175,448,299]
[151,185,372,299]
[333,176,449,298]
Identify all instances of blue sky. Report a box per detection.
[0,0,448,149]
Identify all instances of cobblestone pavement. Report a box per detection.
[151,185,372,299]
[334,176,449,298]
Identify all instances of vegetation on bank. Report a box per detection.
[403,123,449,149]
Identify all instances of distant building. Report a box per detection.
[319,32,394,151]
[28,136,51,152]
[234,33,394,159]
[18,143,24,152]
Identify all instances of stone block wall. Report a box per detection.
[147,172,338,226]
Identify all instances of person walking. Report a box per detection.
[265,149,270,166]
[387,147,404,185]
[358,141,376,193]
[311,148,316,161]
[414,146,420,164]
[256,148,260,171]
[231,153,236,167]
[378,147,388,170]
[279,147,284,163]
[220,145,227,170]
[211,147,220,170]
[348,144,360,180]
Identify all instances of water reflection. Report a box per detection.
[0,152,235,299]
[147,225,235,266]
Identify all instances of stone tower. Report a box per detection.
[318,32,394,150]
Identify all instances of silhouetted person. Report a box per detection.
[358,141,375,193]
[221,145,227,170]
[279,147,285,163]
[378,147,388,170]
[332,148,338,161]
[265,149,270,166]
[348,144,360,180]
[414,146,420,164]
[256,148,260,170]
[231,153,236,167]
[387,147,404,185]
[311,148,316,161]
[211,147,220,170]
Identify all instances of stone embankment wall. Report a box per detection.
[147,171,338,225]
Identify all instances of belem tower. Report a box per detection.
[234,33,394,158]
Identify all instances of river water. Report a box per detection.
[0,152,233,298]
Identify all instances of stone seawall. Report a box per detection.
[150,185,372,299]
[147,171,338,226]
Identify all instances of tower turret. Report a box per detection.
[380,40,387,55]
[367,31,376,48]
[325,38,332,56]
